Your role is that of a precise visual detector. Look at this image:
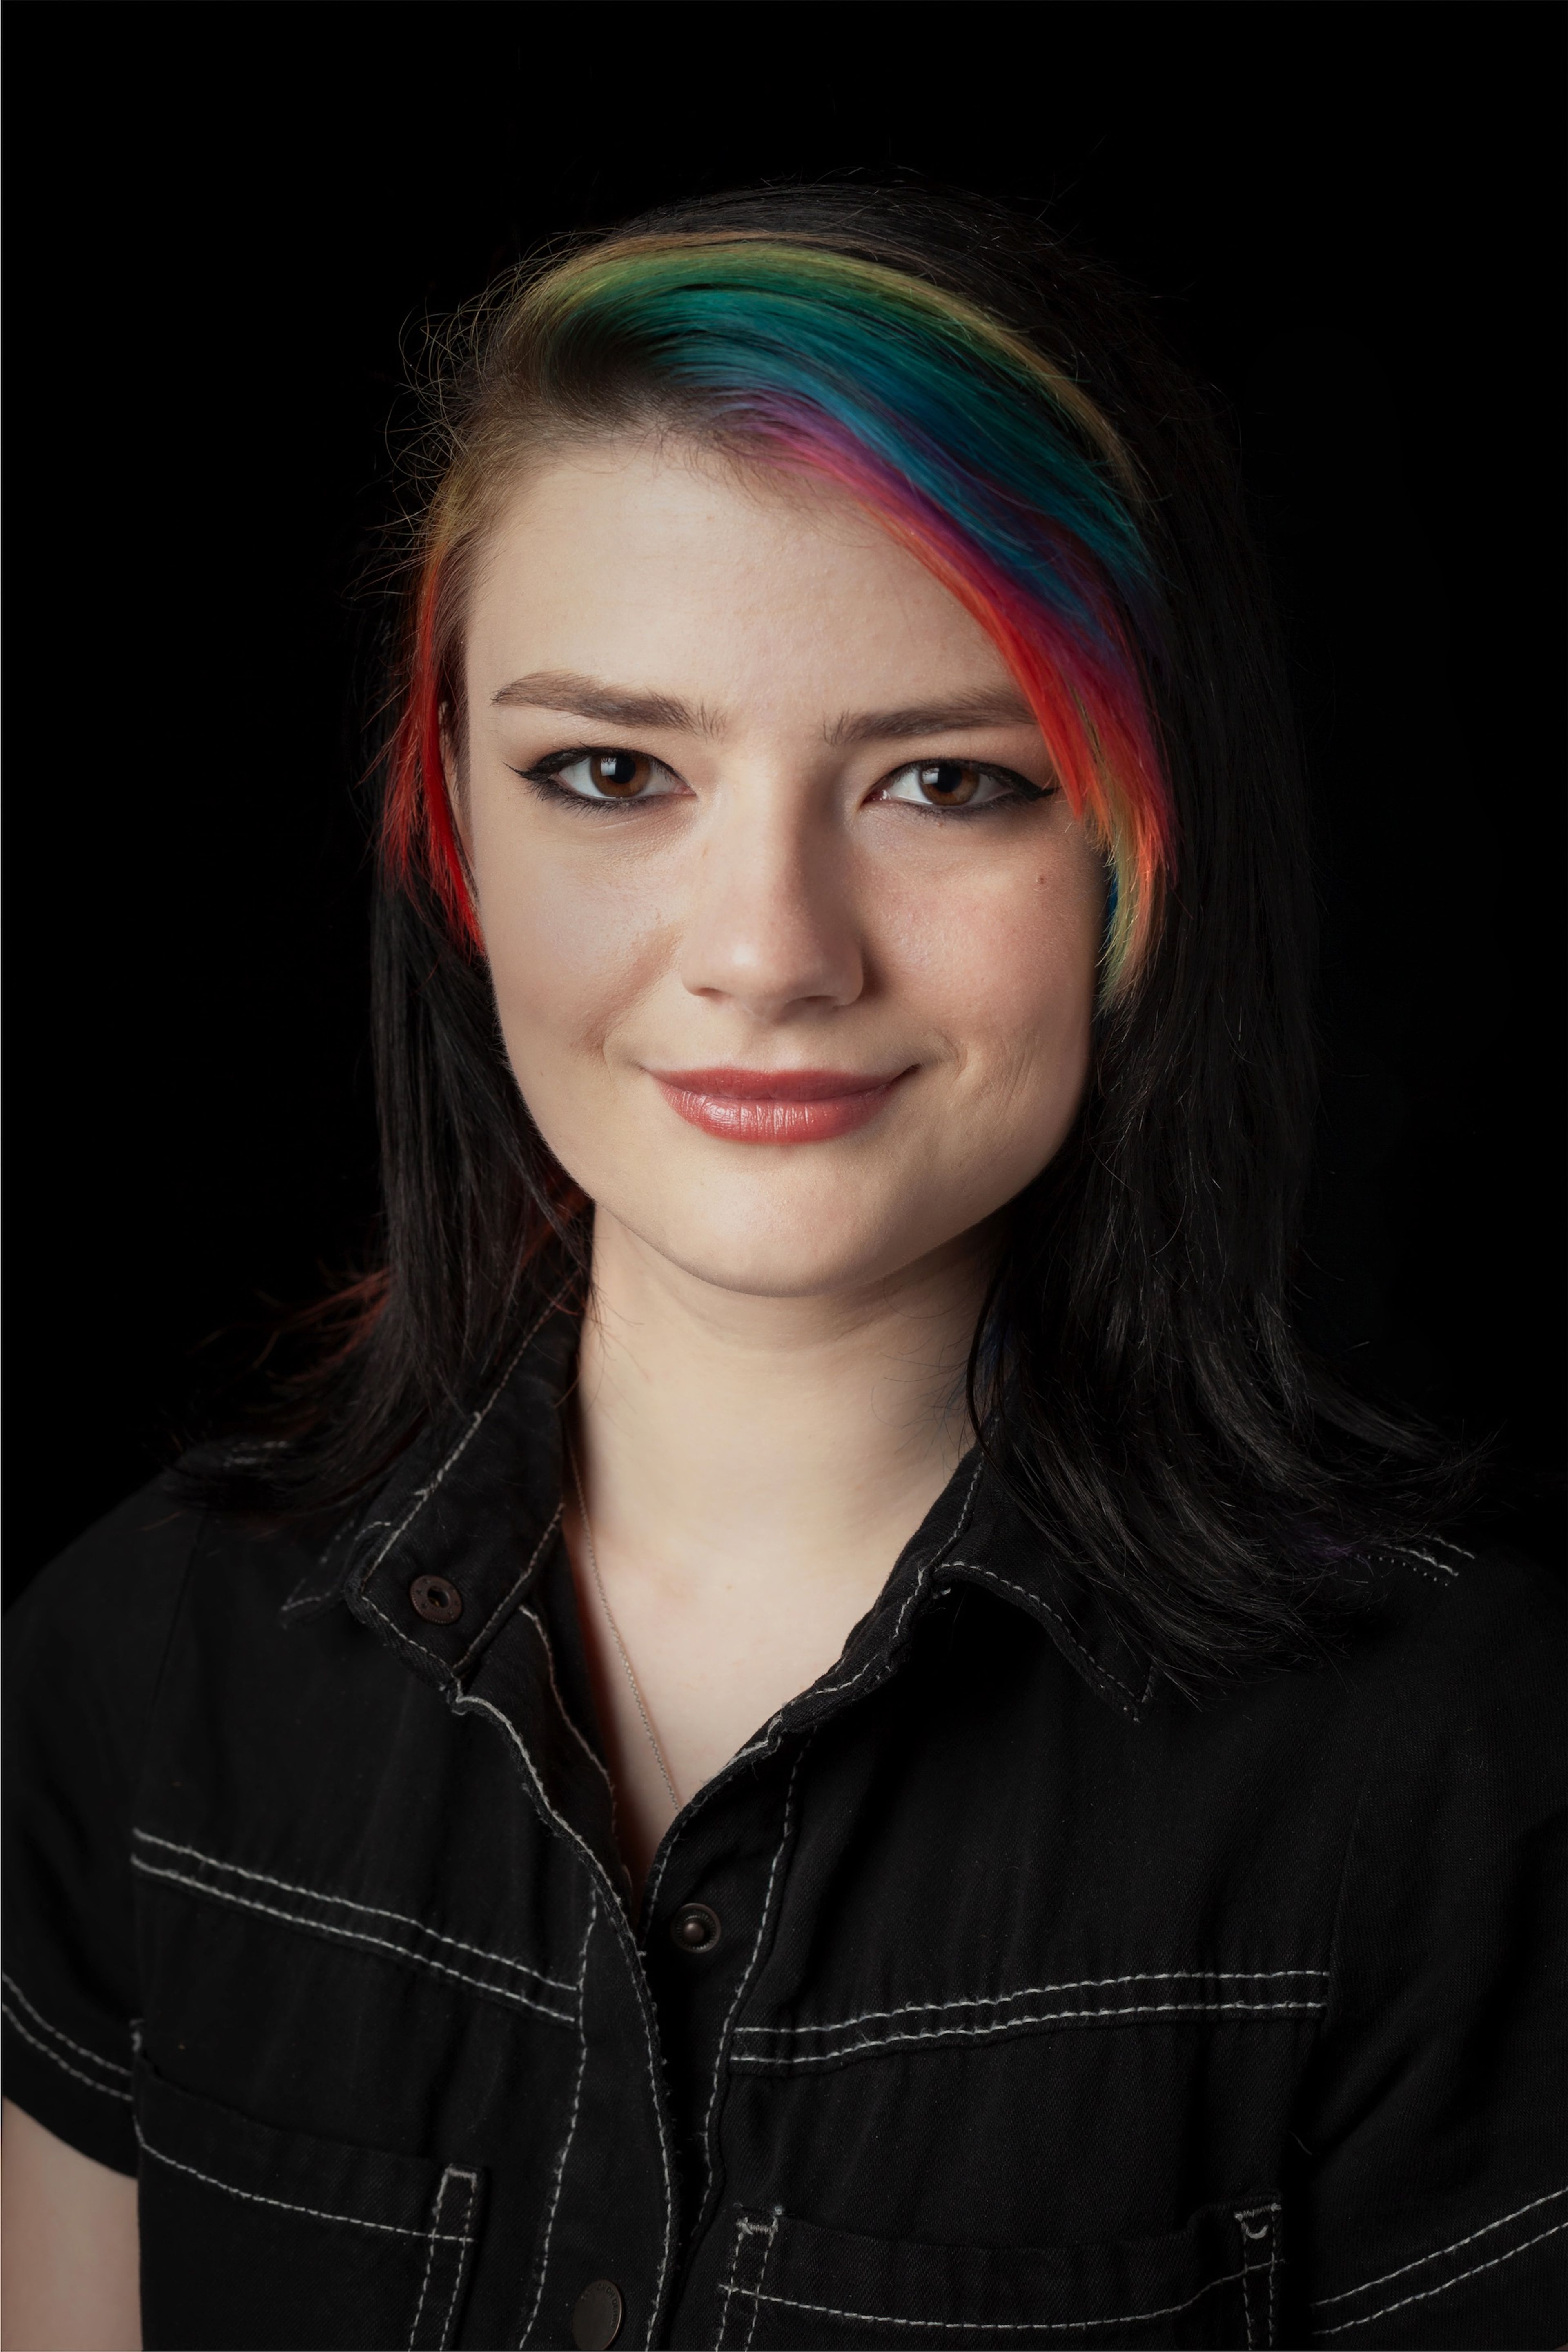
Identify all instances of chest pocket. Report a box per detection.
[134,2057,483,2351]
[714,2200,1282,2351]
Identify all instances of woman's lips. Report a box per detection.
[650,1065,912,1143]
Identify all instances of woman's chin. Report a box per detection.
[594,1195,957,1305]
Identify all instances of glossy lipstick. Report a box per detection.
[651,1065,910,1144]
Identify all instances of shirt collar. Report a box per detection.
[935,1470,1158,1721]
[279,1287,579,1682]
[282,1294,1154,1724]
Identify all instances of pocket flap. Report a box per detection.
[717,2198,1282,2350]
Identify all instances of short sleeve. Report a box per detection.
[1294,1549,1567,2348]
[2,1481,200,2173]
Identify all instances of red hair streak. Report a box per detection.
[383,566,483,952]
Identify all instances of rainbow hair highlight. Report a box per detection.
[388,235,1173,995]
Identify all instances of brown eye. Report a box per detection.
[536,748,684,805]
[522,748,686,813]
[877,758,1031,814]
[915,761,982,806]
[588,751,654,797]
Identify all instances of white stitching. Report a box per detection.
[728,1997,1323,2066]
[454,1692,677,2337]
[130,1857,577,2025]
[1313,2217,1568,2337]
[131,1829,576,1997]
[1359,1544,1459,1584]
[744,2215,778,2352]
[132,2116,474,2243]
[810,1558,935,1707]
[434,2167,478,2351]
[1396,1544,1460,1579]
[803,1457,985,1712]
[518,1902,596,2348]
[734,2266,1248,2334]
[283,1516,364,1616]
[407,2168,448,2350]
[356,1579,461,1681]
[1310,2186,1568,2307]
[638,1831,679,1938]
[734,1970,1328,2043]
[943,1564,1145,1712]
[1236,2205,1280,2352]
[409,2165,455,2350]
[2,2002,134,2101]
[702,1742,811,2209]
[1,1973,132,2078]
[1242,2240,1254,2352]
[349,1290,572,1672]
[517,1605,617,1803]
[521,1601,635,1911]
[717,2218,779,2352]
[361,1291,570,1589]
[452,1506,564,1678]
[718,2217,776,2351]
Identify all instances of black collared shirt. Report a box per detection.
[4,1301,1564,2350]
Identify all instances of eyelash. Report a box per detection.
[514,748,1052,818]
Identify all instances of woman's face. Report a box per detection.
[460,439,1105,1301]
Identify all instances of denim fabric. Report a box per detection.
[4,1297,1564,2350]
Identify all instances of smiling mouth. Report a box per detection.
[650,1065,913,1144]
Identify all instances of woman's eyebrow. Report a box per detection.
[822,690,1036,746]
[490,670,717,733]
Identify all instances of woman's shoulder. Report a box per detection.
[4,1465,339,1727]
[1328,1533,1561,1739]
[1216,1533,1564,1829]
[1127,1532,1563,1885]
[1271,1534,1564,1981]
[6,1475,203,1711]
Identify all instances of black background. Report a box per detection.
[7,2,1564,1603]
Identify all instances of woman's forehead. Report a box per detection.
[467,439,1023,719]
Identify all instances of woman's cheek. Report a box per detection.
[477,845,664,1076]
[886,855,1099,1058]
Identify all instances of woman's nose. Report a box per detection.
[676,789,865,1020]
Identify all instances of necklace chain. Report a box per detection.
[568,1441,682,1815]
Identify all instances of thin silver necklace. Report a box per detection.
[568,1441,682,1814]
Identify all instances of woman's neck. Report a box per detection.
[575,1206,988,1598]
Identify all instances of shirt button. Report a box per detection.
[669,1901,722,1953]
[571,2278,624,2349]
[408,1574,463,1624]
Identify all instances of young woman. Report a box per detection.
[3,189,1561,2352]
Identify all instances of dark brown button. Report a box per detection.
[408,1573,463,1625]
[571,2278,623,2349]
[669,1901,722,1953]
